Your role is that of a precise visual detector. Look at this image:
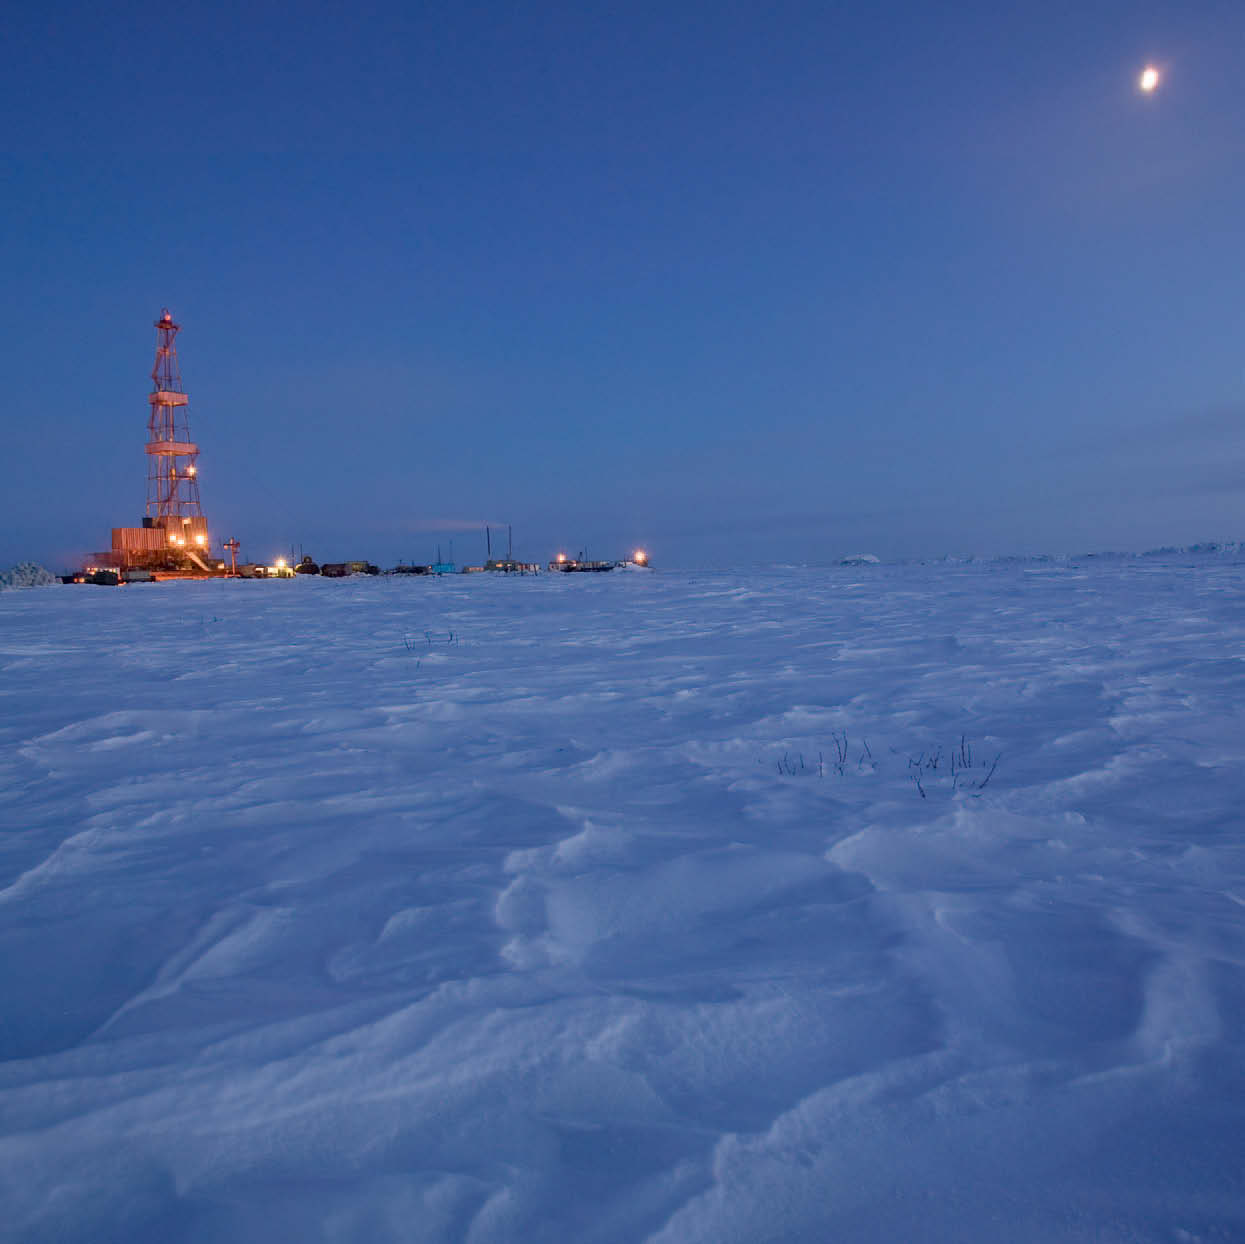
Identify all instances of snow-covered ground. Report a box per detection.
[2,563,1243,1242]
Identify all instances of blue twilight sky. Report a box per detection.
[3,0,1244,569]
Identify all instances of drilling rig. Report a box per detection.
[97,309,215,573]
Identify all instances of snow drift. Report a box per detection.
[1,563,1242,1242]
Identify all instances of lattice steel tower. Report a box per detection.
[146,309,204,529]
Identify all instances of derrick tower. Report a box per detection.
[146,309,204,532]
[100,308,212,569]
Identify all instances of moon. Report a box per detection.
[1139,65,1160,93]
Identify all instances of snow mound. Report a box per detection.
[838,553,880,566]
[0,562,57,589]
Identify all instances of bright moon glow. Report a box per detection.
[1139,66,1160,93]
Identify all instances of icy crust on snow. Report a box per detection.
[1,564,1244,1242]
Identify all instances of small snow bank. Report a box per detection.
[1140,540,1243,557]
[0,562,57,589]
[838,553,880,566]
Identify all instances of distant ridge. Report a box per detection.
[907,540,1245,567]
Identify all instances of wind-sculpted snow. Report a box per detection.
[1,564,1243,1242]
